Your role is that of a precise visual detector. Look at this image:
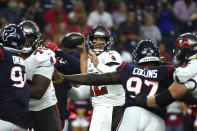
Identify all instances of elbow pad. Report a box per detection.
[155,90,175,108]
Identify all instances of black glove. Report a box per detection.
[135,94,148,107]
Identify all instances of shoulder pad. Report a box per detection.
[100,50,122,64]
[173,60,197,83]
[32,47,56,66]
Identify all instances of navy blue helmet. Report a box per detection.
[133,39,160,64]
[19,20,41,53]
[0,24,26,53]
[88,24,113,55]
[175,32,197,65]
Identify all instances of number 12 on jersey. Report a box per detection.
[90,85,108,97]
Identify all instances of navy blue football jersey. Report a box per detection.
[55,51,81,74]
[0,47,31,128]
[55,51,81,126]
[117,62,175,119]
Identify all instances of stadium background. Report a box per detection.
[1,0,197,131]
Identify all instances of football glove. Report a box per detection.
[135,94,148,107]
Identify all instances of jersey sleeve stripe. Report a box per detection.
[119,62,126,72]
[168,65,175,77]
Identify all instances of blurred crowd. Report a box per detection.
[1,0,197,131]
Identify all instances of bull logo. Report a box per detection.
[1,26,20,41]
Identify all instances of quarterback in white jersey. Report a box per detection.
[87,50,125,107]
[68,25,125,131]
[135,32,197,109]
[19,20,62,131]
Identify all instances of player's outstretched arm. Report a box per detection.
[136,82,188,108]
[54,69,122,85]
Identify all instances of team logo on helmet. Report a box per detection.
[1,27,20,41]
[1,24,26,53]
[176,38,190,49]
[134,39,159,64]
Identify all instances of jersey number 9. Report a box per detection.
[11,66,26,88]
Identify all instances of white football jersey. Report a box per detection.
[24,47,57,111]
[174,57,197,98]
[87,50,125,107]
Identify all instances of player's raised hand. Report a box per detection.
[53,69,65,84]
[88,49,99,67]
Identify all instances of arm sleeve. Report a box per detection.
[63,53,80,74]
[155,89,176,107]
[55,51,81,74]
[61,55,80,74]
[68,85,90,101]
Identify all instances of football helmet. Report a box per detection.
[175,32,197,65]
[133,39,160,64]
[0,24,26,53]
[19,20,41,54]
[88,24,112,55]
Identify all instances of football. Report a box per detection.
[62,32,84,49]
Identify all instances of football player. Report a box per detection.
[66,25,125,131]
[19,20,61,131]
[45,42,81,130]
[0,24,32,130]
[54,39,176,131]
[135,33,197,108]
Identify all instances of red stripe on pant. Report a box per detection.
[55,104,63,131]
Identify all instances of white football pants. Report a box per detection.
[117,106,165,131]
[0,119,27,131]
